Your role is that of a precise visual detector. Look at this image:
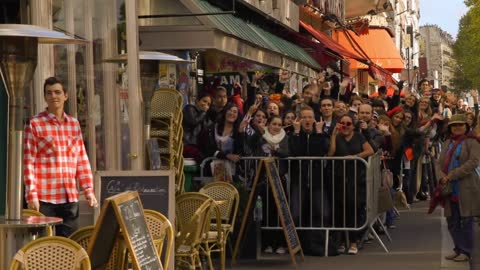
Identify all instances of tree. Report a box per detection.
[452,0,480,90]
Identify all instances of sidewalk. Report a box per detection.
[232,202,469,270]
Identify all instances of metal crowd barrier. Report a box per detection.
[199,152,386,255]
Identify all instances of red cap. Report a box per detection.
[387,106,404,118]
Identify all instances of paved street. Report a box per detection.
[232,202,469,270]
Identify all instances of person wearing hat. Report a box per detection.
[434,114,480,263]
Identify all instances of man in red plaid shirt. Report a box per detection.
[23,77,98,237]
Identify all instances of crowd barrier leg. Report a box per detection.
[324,229,330,257]
[393,206,401,218]
[368,217,389,253]
[377,216,392,243]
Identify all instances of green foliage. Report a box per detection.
[453,1,480,90]
[450,65,472,95]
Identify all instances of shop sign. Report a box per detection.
[204,72,277,96]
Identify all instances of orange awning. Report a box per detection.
[300,21,368,62]
[334,29,405,73]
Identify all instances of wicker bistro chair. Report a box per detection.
[199,182,240,236]
[177,171,186,195]
[150,88,184,170]
[9,236,91,270]
[69,225,95,251]
[144,210,174,270]
[199,182,240,269]
[22,209,53,237]
[176,193,224,270]
[152,124,184,170]
[150,88,183,127]
[176,199,212,270]
[69,226,126,270]
[175,152,185,194]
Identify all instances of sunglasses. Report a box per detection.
[340,122,353,126]
[450,123,465,127]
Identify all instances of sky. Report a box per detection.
[419,0,469,39]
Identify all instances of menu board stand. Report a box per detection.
[88,191,162,270]
[233,158,304,268]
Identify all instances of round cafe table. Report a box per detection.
[0,215,63,269]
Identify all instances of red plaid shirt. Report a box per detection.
[23,111,94,204]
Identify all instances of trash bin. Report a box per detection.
[183,158,198,192]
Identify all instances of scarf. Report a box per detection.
[442,135,466,174]
[262,128,286,146]
[443,134,467,202]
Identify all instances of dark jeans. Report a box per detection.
[39,201,79,237]
[402,168,414,204]
[290,181,331,227]
[447,201,474,257]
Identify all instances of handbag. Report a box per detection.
[381,168,394,188]
[210,159,233,183]
[394,190,409,209]
[377,187,394,213]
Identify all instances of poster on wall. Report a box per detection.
[168,64,176,89]
[178,64,189,104]
[158,64,169,88]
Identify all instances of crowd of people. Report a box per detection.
[182,69,480,262]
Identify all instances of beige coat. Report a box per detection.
[435,138,480,217]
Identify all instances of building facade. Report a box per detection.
[419,24,455,90]
[0,0,323,217]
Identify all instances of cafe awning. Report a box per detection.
[139,0,321,77]
[334,28,405,73]
[300,21,367,62]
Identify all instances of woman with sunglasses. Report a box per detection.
[328,115,374,255]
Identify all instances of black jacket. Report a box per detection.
[182,104,211,145]
[289,129,329,188]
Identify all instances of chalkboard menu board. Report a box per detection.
[265,161,301,252]
[233,158,303,267]
[88,191,162,270]
[87,203,119,268]
[94,171,175,222]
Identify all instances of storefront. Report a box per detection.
[0,0,322,221]
[139,0,321,100]
[0,0,149,224]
